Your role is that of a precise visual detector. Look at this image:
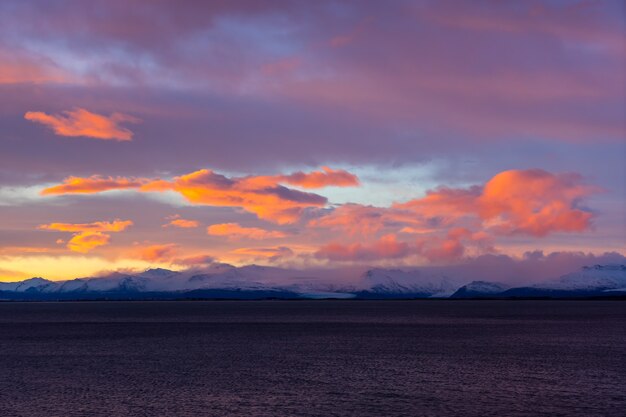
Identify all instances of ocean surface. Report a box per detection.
[0,300,624,417]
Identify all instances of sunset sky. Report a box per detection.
[0,0,624,280]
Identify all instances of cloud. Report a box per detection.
[42,167,358,224]
[149,169,329,224]
[37,168,599,261]
[39,219,133,233]
[162,215,199,228]
[207,223,286,240]
[66,232,110,253]
[308,169,598,263]
[0,45,69,85]
[172,254,215,266]
[393,169,598,237]
[315,234,410,262]
[232,246,294,262]
[24,108,140,141]
[41,176,149,195]
[415,228,495,263]
[38,219,132,253]
[309,204,387,237]
[436,251,626,286]
[478,169,598,236]
[279,167,359,189]
[136,244,179,262]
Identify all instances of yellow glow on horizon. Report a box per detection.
[0,255,172,282]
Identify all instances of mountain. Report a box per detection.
[499,264,626,298]
[450,281,510,298]
[0,277,56,293]
[354,268,461,298]
[1,264,624,300]
[452,265,626,298]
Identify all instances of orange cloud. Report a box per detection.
[24,108,140,141]
[280,167,359,189]
[39,219,132,253]
[478,170,596,236]
[232,246,294,261]
[308,169,597,262]
[41,176,149,195]
[309,204,386,236]
[393,169,597,237]
[162,215,199,228]
[42,167,358,223]
[207,223,287,240]
[39,219,133,233]
[162,169,328,224]
[315,234,410,262]
[40,168,594,237]
[137,244,179,262]
[66,232,110,253]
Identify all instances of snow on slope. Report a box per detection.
[359,268,461,297]
[0,277,56,292]
[450,281,510,298]
[535,265,626,291]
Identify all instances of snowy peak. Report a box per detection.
[539,264,626,291]
[138,268,179,278]
[450,281,510,298]
[359,268,459,297]
[0,277,56,292]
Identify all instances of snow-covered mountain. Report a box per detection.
[1,264,624,300]
[355,268,461,298]
[452,265,626,298]
[499,264,626,297]
[534,264,626,290]
[450,281,511,298]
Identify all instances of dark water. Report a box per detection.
[0,301,624,417]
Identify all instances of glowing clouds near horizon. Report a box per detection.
[36,168,598,264]
[313,169,598,262]
[25,108,140,141]
[41,167,361,224]
[39,220,133,253]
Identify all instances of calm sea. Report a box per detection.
[0,300,624,416]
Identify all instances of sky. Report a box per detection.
[0,0,624,281]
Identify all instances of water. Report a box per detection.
[0,300,624,417]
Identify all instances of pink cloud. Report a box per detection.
[279,166,359,189]
[315,234,410,262]
[207,223,286,240]
[25,108,140,141]
[136,244,179,262]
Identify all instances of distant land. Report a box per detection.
[1,264,625,301]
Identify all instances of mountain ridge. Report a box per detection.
[1,264,625,300]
